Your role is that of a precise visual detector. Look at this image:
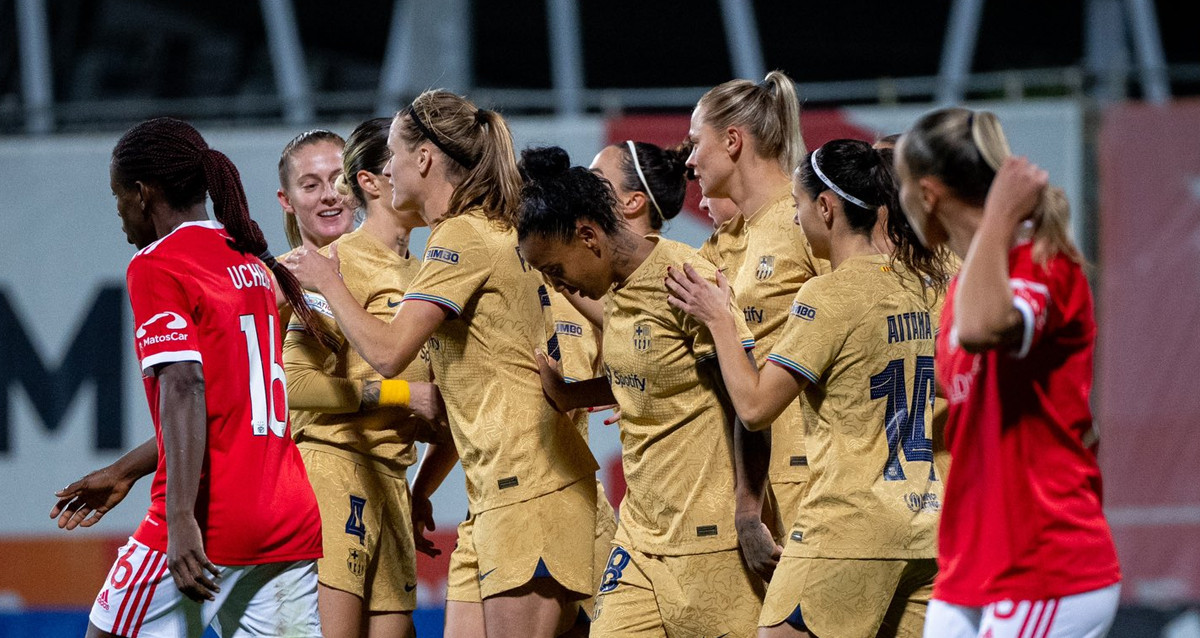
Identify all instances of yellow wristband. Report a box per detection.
[378,380,410,407]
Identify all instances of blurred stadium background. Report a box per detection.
[2,1,1199,636]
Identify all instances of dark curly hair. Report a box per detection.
[517,146,624,243]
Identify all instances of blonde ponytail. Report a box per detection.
[698,70,806,172]
[903,107,1082,265]
[397,90,523,227]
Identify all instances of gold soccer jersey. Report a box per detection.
[403,209,598,512]
[284,227,432,471]
[732,191,830,490]
[765,254,941,559]
[604,237,756,555]
[695,213,749,280]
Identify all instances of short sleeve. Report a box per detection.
[403,218,492,317]
[127,257,201,373]
[1008,250,1057,359]
[766,280,847,384]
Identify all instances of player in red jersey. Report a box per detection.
[897,108,1120,638]
[81,117,326,638]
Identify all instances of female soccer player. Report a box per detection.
[282,117,446,638]
[286,91,599,638]
[85,117,325,638]
[686,71,829,572]
[519,146,763,638]
[564,140,694,330]
[277,129,355,251]
[588,140,691,237]
[896,108,1120,638]
[667,139,950,638]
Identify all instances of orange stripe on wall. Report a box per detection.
[0,536,127,607]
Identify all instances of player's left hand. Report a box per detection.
[983,156,1048,228]
[283,242,341,293]
[410,493,441,558]
[736,514,782,582]
[166,516,221,602]
[665,263,731,327]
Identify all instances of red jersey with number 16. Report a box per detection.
[127,220,322,565]
[933,242,1119,605]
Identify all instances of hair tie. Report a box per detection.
[625,140,663,221]
[474,108,491,125]
[405,104,476,169]
[258,250,278,268]
[810,146,875,210]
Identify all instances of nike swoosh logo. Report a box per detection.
[404,583,416,592]
[478,568,497,582]
[387,298,402,308]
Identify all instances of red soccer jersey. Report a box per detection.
[933,242,1120,605]
[127,221,321,565]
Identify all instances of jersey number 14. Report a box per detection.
[239,313,288,437]
[870,355,935,481]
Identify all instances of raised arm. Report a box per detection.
[666,264,804,429]
[285,244,444,378]
[955,156,1047,352]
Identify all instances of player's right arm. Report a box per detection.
[535,350,617,411]
[410,440,460,557]
[157,361,221,602]
[50,436,157,530]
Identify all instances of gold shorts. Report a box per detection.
[299,447,416,612]
[445,513,481,603]
[759,556,937,638]
[767,478,809,541]
[578,481,619,619]
[591,545,764,638]
[445,478,597,601]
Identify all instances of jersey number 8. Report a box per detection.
[239,314,288,437]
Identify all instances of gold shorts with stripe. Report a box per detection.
[759,556,936,638]
[591,545,764,637]
[445,478,597,601]
[299,446,416,612]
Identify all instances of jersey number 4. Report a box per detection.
[870,355,935,481]
[239,314,288,437]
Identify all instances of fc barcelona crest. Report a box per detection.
[633,322,652,352]
[756,255,775,280]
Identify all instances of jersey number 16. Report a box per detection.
[239,313,288,438]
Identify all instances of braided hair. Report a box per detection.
[111,117,337,350]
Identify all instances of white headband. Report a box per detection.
[810,146,875,210]
[625,140,663,219]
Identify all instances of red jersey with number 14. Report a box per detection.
[933,242,1119,605]
[127,220,321,565]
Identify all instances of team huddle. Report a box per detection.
[49,70,1121,638]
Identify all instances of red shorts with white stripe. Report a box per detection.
[88,537,321,638]
[923,584,1120,638]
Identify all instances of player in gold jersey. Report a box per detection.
[282,118,451,638]
[518,146,764,638]
[286,92,599,638]
[686,70,830,580]
[667,140,951,638]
